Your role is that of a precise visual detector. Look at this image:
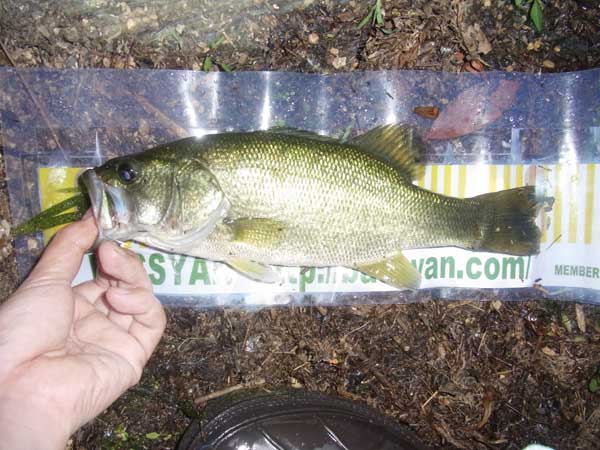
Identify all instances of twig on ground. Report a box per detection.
[343,340,394,391]
[194,378,266,404]
[432,423,469,449]
[134,94,189,138]
[0,40,66,159]
[421,390,439,410]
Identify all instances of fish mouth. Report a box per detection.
[80,169,133,241]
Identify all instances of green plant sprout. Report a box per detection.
[357,0,384,30]
[515,0,544,33]
[199,34,233,72]
[145,432,160,440]
[202,55,213,71]
[202,56,232,72]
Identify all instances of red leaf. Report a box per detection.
[425,80,520,140]
[413,106,440,120]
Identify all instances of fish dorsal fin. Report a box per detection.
[355,251,421,290]
[264,127,339,143]
[350,124,424,180]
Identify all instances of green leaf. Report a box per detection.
[374,0,384,25]
[514,0,523,8]
[115,424,129,442]
[218,62,233,72]
[589,377,599,393]
[357,9,374,29]
[530,0,544,32]
[202,56,213,72]
[210,35,225,49]
[561,312,573,333]
[171,31,183,50]
[145,432,160,440]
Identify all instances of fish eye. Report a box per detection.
[117,162,137,184]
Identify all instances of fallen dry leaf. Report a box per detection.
[575,304,587,334]
[542,346,558,357]
[413,106,440,119]
[462,23,493,55]
[470,59,484,71]
[463,62,482,73]
[425,79,520,140]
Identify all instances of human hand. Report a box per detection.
[0,214,166,450]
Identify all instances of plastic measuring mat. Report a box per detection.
[1,68,599,307]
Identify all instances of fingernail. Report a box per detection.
[115,244,136,258]
[113,243,127,255]
[117,244,132,256]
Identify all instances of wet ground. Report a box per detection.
[1,0,600,449]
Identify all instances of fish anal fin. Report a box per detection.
[350,124,424,181]
[231,218,287,249]
[356,252,421,290]
[227,258,280,283]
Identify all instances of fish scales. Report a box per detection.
[174,132,481,266]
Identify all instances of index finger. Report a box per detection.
[25,215,98,286]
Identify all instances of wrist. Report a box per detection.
[0,388,71,450]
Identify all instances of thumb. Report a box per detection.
[24,213,98,288]
[0,215,98,380]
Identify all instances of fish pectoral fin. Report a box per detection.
[227,258,280,283]
[355,252,421,290]
[231,218,287,248]
[350,124,424,181]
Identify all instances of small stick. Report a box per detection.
[421,390,439,410]
[292,361,309,373]
[341,321,370,340]
[135,94,189,138]
[344,340,394,391]
[432,423,468,450]
[0,40,66,159]
[194,378,266,404]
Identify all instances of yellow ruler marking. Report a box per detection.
[443,165,453,196]
[458,165,467,198]
[489,165,497,192]
[585,164,595,245]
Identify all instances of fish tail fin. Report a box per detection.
[475,186,542,256]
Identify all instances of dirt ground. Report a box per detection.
[1,0,600,449]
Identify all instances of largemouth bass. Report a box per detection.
[80,125,542,289]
